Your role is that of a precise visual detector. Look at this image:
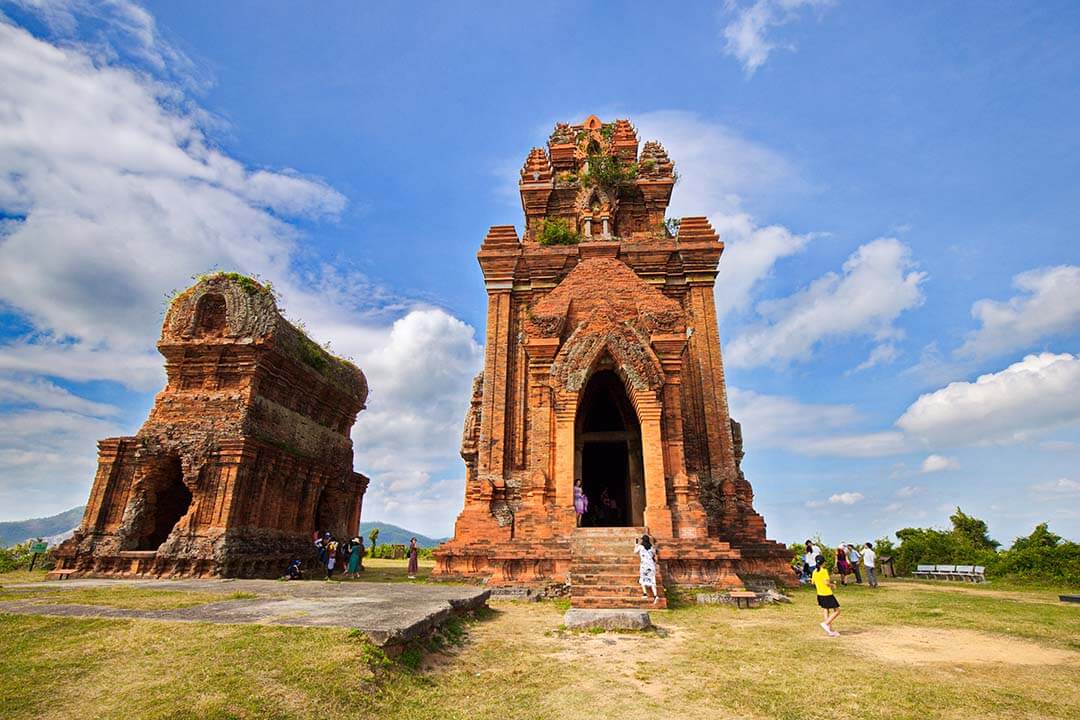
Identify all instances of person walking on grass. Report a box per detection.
[813,554,841,636]
[836,545,852,585]
[407,537,419,579]
[861,542,878,588]
[634,534,660,604]
[847,543,863,584]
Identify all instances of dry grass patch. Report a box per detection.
[0,585,257,610]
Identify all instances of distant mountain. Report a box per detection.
[0,506,84,547]
[359,521,447,548]
[0,509,445,550]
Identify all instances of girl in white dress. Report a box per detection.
[634,535,659,603]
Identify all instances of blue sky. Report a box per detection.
[0,0,1077,545]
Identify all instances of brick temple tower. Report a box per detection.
[434,116,792,605]
[54,274,369,578]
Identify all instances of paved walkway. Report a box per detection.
[0,578,490,646]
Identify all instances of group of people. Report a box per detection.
[280,532,421,581]
[800,539,880,637]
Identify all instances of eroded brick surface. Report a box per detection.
[54,274,369,579]
[435,116,793,598]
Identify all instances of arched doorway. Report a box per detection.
[575,367,645,527]
[135,455,192,550]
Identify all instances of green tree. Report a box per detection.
[367,527,379,550]
[1010,522,1062,552]
[949,507,1000,550]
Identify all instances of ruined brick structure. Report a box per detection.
[434,116,792,605]
[54,274,369,578]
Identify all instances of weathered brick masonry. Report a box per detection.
[54,274,369,578]
[434,116,792,603]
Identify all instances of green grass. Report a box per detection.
[332,557,443,584]
[0,579,1078,719]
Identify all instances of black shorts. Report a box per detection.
[817,594,840,609]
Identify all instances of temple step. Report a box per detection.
[568,526,666,609]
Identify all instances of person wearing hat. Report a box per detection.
[345,535,363,578]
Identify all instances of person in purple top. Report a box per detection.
[573,478,589,527]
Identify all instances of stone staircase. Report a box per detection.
[570,527,667,609]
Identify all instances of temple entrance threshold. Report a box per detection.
[576,369,644,527]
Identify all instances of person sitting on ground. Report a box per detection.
[861,542,878,588]
[634,534,660,604]
[812,554,841,636]
[281,559,302,581]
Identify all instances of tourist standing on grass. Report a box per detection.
[861,543,878,588]
[315,532,327,567]
[847,543,863,584]
[407,537,419,579]
[346,536,362,578]
[836,545,852,585]
[802,540,820,581]
[812,554,841,636]
[573,479,588,527]
[325,537,339,580]
[634,535,660,604]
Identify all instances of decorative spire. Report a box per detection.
[611,119,638,161]
[548,122,574,146]
[638,141,674,178]
[520,147,553,184]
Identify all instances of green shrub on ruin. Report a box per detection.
[536,217,580,246]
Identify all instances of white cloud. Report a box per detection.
[633,110,797,218]
[807,490,864,508]
[721,0,836,75]
[829,492,864,505]
[347,310,483,534]
[711,213,814,320]
[726,238,926,368]
[0,20,345,356]
[920,454,959,473]
[0,409,124,522]
[632,111,811,322]
[0,374,119,416]
[896,485,921,498]
[792,431,908,458]
[852,342,900,373]
[1031,478,1080,495]
[727,387,857,447]
[957,265,1080,360]
[897,353,1080,446]
[0,18,483,534]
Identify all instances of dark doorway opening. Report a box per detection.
[576,367,645,527]
[137,455,192,550]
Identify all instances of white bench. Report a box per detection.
[913,563,986,582]
[913,564,935,579]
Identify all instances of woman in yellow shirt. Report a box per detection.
[812,555,841,637]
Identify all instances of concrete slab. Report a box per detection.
[563,608,652,631]
[0,578,489,647]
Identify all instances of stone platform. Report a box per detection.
[0,578,489,648]
[563,608,652,631]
